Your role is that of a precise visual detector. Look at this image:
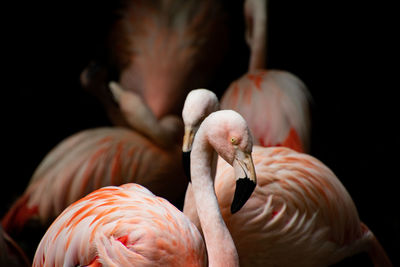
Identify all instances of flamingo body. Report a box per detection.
[220,69,310,152]
[85,0,229,125]
[2,127,186,233]
[214,146,372,266]
[186,146,391,266]
[33,184,206,267]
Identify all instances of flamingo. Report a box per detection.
[2,82,186,238]
[82,0,232,127]
[181,90,392,266]
[32,110,257,267]
[221,0,311,153]
[220,69,311,152]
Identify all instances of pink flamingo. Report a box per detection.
[2,82,186,236]
[213,147,392,266]
[221,0,311,152]
[32,110,257,267]
[220,70,311,152]
[82,0,230,126]
[182,89,393,266]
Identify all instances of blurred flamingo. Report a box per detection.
[2,82,186,238]
[243,0,268,71]
[82,0,233,127]
[182,90,392,266]
[33,110,257,267]
[221,0,311,152]
[0,226,30,267]
[221,70,311,152]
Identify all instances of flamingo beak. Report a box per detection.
[182,126,195,153]
[231,150,257,214]
[182,126,196,182]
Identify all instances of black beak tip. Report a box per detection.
[182,151,191,183]
[231,177,256,214]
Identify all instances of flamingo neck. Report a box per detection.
[245,0,268,71]
[190,127,239,267]
[140,115,182,148]
[120,91,182,148]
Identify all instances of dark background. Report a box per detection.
[3,1,398,265]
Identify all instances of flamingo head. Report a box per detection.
[201,110,257,213]
[181,89,219,181]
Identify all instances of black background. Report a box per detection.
[2,1,398,265]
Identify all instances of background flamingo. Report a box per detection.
[81,0,244,127]
[221,69,311,152]
[221,0,311,152]
[2,82,187,259]
[4,0,398,265]
[243,0,267,71]
[33,110,256,267]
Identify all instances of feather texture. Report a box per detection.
[186,146,384,266]
[33,184,206,267]
[2,127,186,233]
[221,69,311,152]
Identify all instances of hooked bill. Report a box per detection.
[231,177,256,214]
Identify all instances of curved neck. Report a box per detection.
[135,115,182,148]
[190,127,239,267]
[245,0,268,71]
[110,81,182,148]
[124,101,182,148]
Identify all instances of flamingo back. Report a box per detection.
[220,69,311,152]
[33,184,206,267]
[2,127,186,232]
[214,146,373,266]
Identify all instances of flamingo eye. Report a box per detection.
[231,137,238,145]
